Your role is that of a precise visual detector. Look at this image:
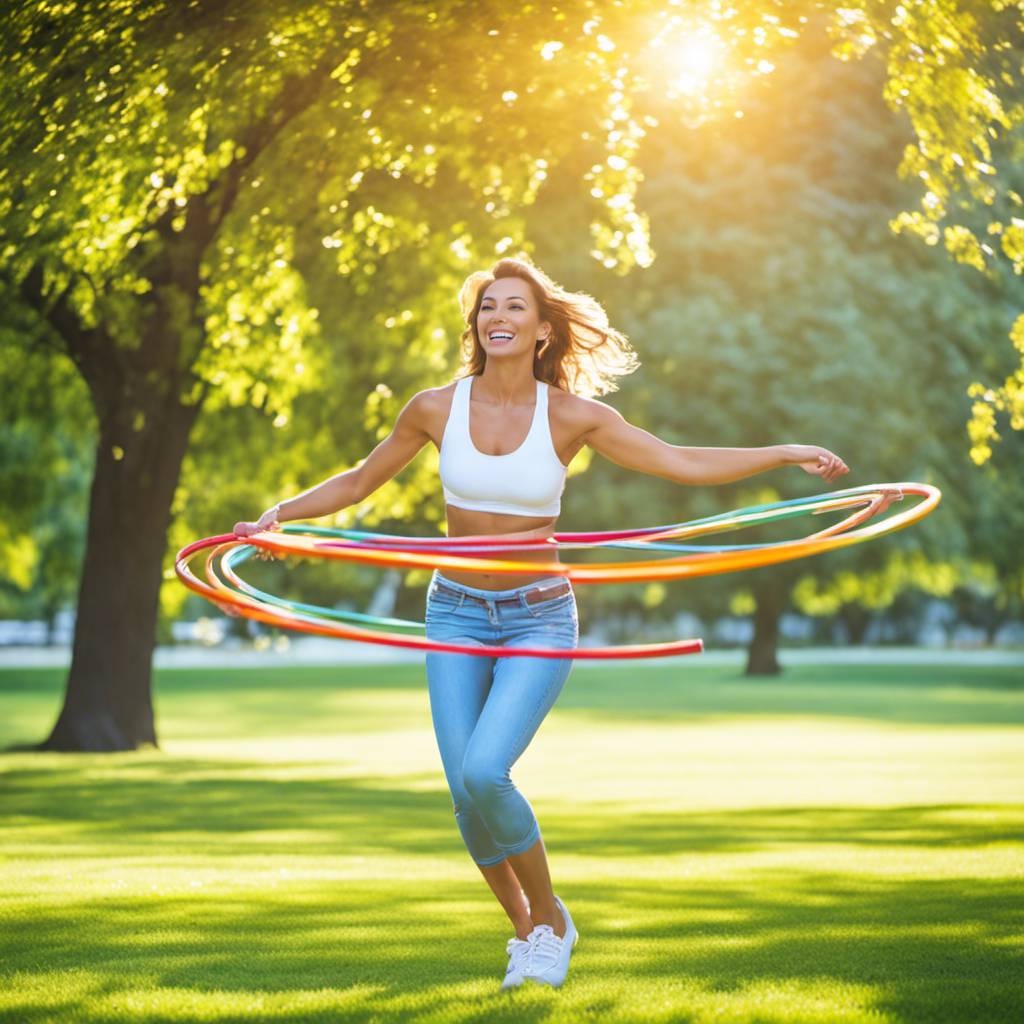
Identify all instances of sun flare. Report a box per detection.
[666,33,721,97]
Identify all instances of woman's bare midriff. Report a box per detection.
[440,503,563,590]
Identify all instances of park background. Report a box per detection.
[1,2,1023,1022]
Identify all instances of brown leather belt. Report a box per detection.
[433,578,572,609]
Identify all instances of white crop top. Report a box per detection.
[439,375,568,517]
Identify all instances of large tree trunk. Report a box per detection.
[38,384,201,751]
[745,576,786,676]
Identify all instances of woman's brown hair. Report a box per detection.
[456,255,640,398]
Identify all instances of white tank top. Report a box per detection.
[439,375,568,517]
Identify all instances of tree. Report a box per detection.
[0,0,677,750]
[3,0,1022,745]
[820,0,1024,461]
[532,12,1023,672]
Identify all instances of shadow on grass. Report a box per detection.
[1,659,1022,1022]
[1,759,1022,859]
[0,873,1020,1022]
[2,662,1023,743]
[556,663,1024,728]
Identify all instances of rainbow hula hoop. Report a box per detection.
[174,481,940,660]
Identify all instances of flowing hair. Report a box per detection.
[455,255,640,398]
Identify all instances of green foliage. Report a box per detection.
[530,17,1024,627]
[0,0,683,632]
[0,314,92,622]
[825,0,1024,461]
[2,0,1023,640]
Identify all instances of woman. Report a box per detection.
[234,256,849,990]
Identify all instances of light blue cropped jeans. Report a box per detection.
[424,569,578,866]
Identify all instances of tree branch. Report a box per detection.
[16,262,118,410]
[175,49,353,255]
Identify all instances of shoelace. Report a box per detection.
[524,924,563,974]
[506,936,532,975]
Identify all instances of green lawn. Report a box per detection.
[1,659,1021,1023]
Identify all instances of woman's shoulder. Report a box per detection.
[410,378,459,405]
[548,382,610,436]
[403,380,461,439]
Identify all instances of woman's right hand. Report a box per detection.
[786,444,849,484]
[233,506,282,561]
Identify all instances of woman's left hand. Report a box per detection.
[786,444,849,483]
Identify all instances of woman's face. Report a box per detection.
[477,277,550,359]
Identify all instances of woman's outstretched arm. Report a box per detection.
[234,391,433,538]
[282,392,433,520]
[580,400,849,486]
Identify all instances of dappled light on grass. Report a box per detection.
[1,661,1021,1021]
[0,873,1021,1022]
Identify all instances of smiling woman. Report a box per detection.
[232,252,849,991]
[426,258,644,591]
[457,256,641,399]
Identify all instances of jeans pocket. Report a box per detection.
[525,590,575,619]
[425,588,461,623]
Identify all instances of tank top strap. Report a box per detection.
[454,374,472,432]
[530,377,546,441]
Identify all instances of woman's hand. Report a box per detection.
[871,485,904,516]
[232,506,282,561]
[785,444,849,484]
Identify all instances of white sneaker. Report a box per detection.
[500,935,534,990]
[522,895,578,988]
[499,891,534,991]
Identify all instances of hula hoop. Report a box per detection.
[174,482,939,659]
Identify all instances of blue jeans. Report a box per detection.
[424,569,579,866]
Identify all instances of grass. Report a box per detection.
[0,658,1022,1023]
